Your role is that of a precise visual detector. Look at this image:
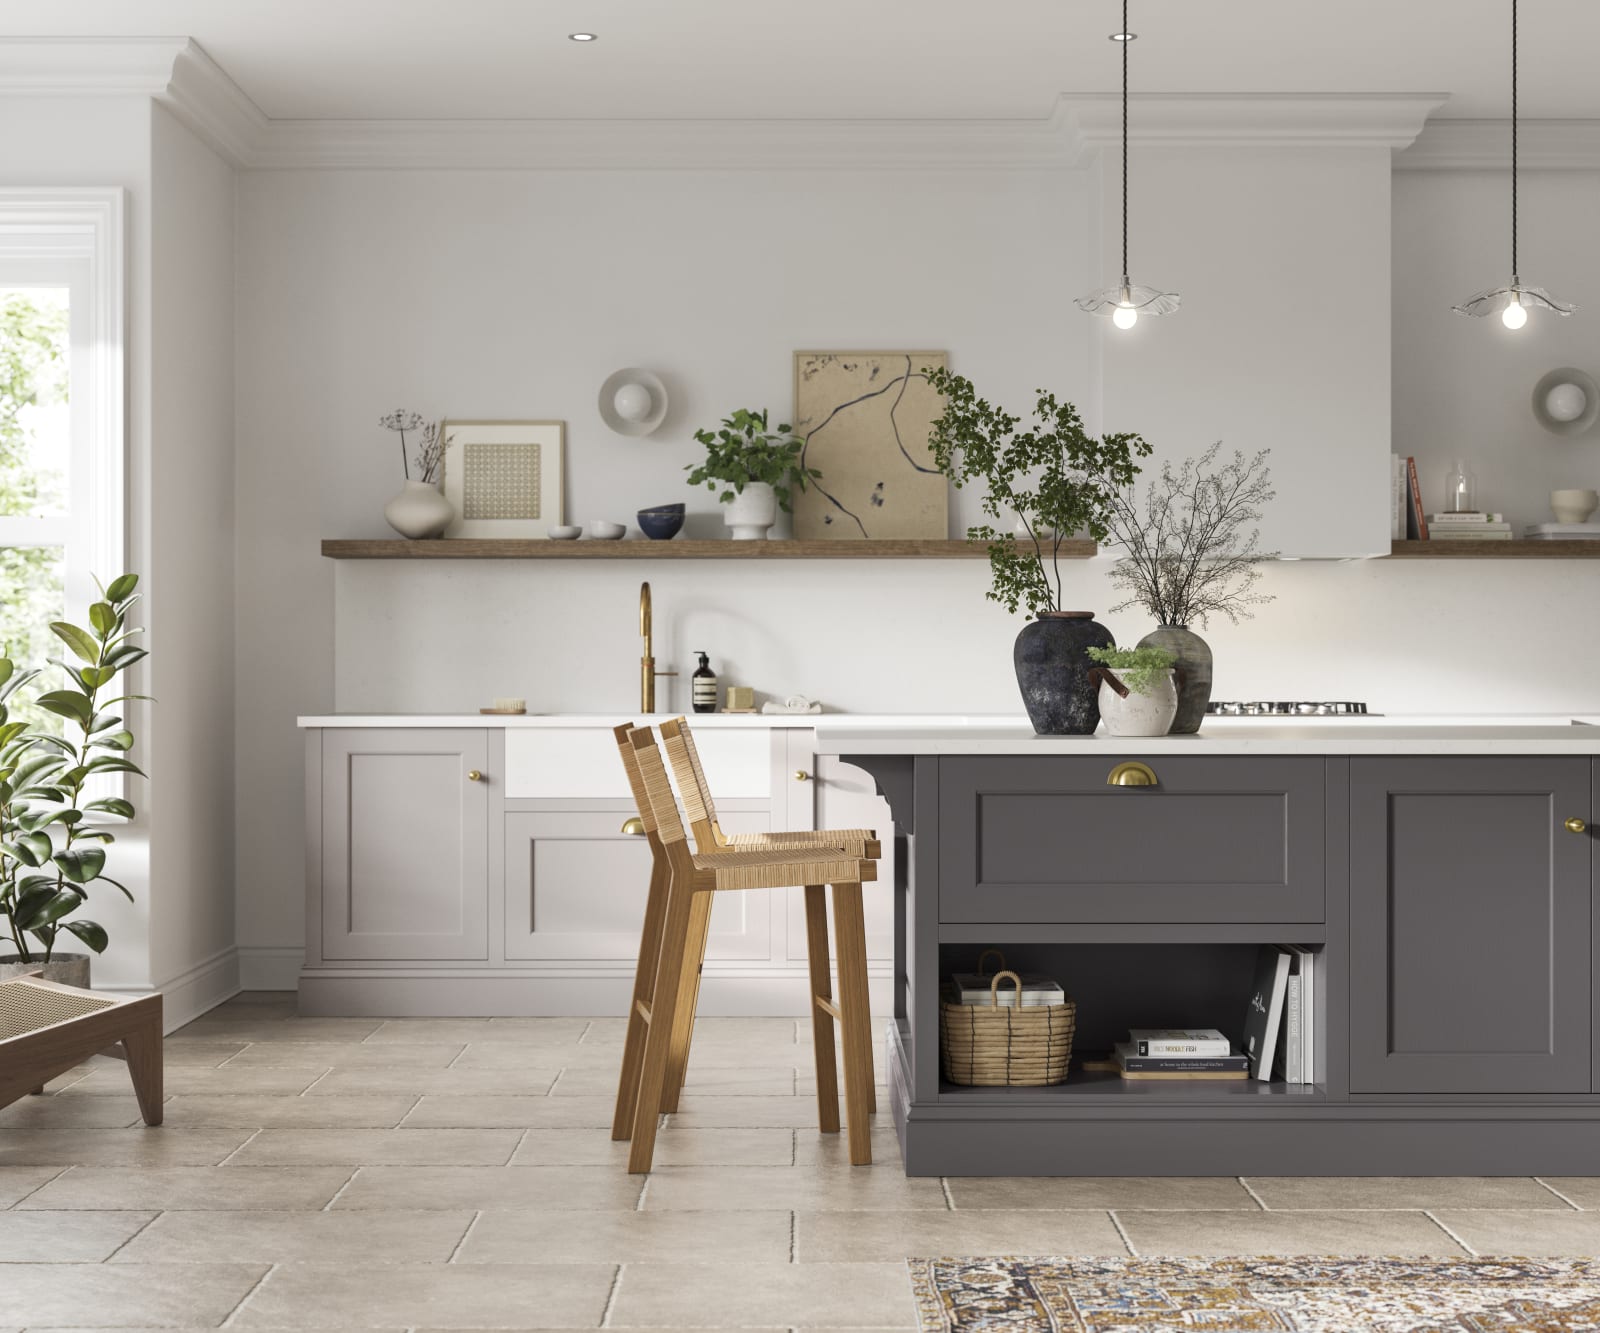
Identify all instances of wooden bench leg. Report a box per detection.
[803,884,841,1135]
[832,880,874,1165]
[122,1019,163,1127]
[629,876,697,1174]
[614,848,671,1141]
[661,890,713,1114]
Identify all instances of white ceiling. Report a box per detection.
[1,0,1596,122]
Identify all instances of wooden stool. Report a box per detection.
[614,725,878,1172]
[0,974,163,1124]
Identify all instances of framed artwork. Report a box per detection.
[791,351,949,540]
[441,420,565,538]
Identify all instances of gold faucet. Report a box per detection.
[639,581,677,713]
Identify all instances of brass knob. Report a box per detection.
[466,770,483,783]
[1106,761,1158,788]
[1566,817,1588,835]
[620,816,646,836]
[794,770,811,782]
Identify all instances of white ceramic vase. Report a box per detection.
[1095,668,1180,737]
[384,480,454,540]
[725,481,778,540]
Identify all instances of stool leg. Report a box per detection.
[123,1018,164,1127]
[630,876,697,1174]
[803,884,841,1135]
[832,880,874,1166]
[661,890,713,1113]
[614,845,670,1140]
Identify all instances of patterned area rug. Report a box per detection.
[908,1256,1600,1332]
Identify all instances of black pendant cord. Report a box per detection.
[1510,0,1519,281]
[1121,0,1130,283]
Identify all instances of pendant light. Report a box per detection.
[1077,0,1179,329]
[1453,0,1573,328]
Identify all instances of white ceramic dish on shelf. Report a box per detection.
[548,525,582,540]
[589,520,626,540]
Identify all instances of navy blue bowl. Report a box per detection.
[637,504,686,540]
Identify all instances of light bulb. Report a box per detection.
[1502,297,1528,329]
[1112,303,1138,330]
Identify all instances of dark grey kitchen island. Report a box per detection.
[817,721,1600,1176]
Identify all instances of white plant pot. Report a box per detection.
[725,482,778,540]
[384,480,454,540]
[0,953,91,988]
[1096,668,1181,737]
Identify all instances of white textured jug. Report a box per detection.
[1094,667,1180,737]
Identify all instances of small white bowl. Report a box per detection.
[548,525,582,540]
[589,520,627,540]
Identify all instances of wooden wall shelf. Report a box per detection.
[321,538,1096,561]
[1389,539,1600,559]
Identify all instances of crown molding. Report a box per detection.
[0,36,184,97]
[1066,93,1448,154]
[1397,119,1600,170]
[160,39,268,166]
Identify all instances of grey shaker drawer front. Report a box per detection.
[938,756,1325,923]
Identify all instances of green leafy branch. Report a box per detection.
[685,408,821,513]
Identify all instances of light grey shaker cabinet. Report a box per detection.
[1349,756,1592,1094]
[318,728,490,961]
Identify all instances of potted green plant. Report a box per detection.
[926,369,1150,735]
[685,408,820,540]
[1086,644,1181,737]
[0,573,147,986]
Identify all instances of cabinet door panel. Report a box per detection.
[1350,757,1591,1093]
[322,729,489,960]
[504,809,772,961]
[785,756,895,962]
[504,728,771,799]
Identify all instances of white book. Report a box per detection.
[1525,523,1600,539]
[1130,1028,1232,1057]
[1296,946,1315,1085]
[1430,529,1512,540]
[1278,974,1303,1083]
[1243,947,1292,1081]
[1390,455,1405,540]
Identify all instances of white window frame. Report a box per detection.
[0,187,125,618]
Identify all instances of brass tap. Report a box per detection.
[639,581,677,713]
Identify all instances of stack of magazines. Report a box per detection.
[1113,1029,1249,1081]
[947,969,1064,1007]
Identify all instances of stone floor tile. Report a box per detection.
[555,1064,796,1097]
[0,1210,155,1261]
[112,1208,475,1264]
[159,1094,418,1128]
[174,1017,384,1043]
[1433,1209,1600,1255]
[62,1065,329,1096]
[234,1262,615,1327]
[641,1164,947,1213]
[946,1176,1261,1211]
[43,1067,94,1093]
[0,1263,268,1327]
[792,1125,903,1169]
[0,1096,144,1129]
[120,1041,248,1066]
[331,1164,645,1211]
[1116,1208,1467,1256]
[458,1207,792,1264]
[611,1262,914,1328]
[512,1126,794,1168]
[667,1095,843,1129]
[451,1042,615,1069]
[401,1094,612,1128]
[0,1128,253,1167]
[307,1066,561,1096]
[1245,1176,1573,1210]
[794,1208,1127,1262]
[583,1016,798,1047]
[0,1163,66,1206]
[224,1041,464,1068]
[364,1018,590,1045]
[19,1165,354,1211]
[228,1127,522,1167]
[1538,1178,1600,1209]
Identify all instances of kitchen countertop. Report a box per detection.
[295,712,1019,729]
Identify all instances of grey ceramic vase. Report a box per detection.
[1138,624,1213,734]
[0,952,90,988]
[383,480,454,540]
[1014,612,1115,735]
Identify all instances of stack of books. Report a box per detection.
[1111,1029,1249,1081]
[1243,944,1317,1084]
[1428,512,1511,541]
[1525,523,1600,541]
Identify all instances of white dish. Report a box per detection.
[548,525,582,540]
[589,521,626,540]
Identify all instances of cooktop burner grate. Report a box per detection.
[1206,701,1372,716]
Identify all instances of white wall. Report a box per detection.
[148,102,237,1014]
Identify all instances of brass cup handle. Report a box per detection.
[794,770,811,782]
[620,817,646,836]
[466,770,483,783]
[1566,817,1589,835]
[1106,761,1158,788]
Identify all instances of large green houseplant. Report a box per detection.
[925,368,1150,735]
[686,407,820,540]
[0,573,146,982]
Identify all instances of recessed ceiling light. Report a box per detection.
[568,32,597,42]
[1109,31,1136,40]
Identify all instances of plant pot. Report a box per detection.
[1137,624,1213,734]
[725,482,777,540]
[1013,612,1114,736]
[0,952,91,988]
[383,480,454,540]
[1092,667,1181,737]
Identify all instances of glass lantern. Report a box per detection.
[1444,460,1477,514]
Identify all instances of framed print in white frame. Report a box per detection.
[441,420,565,538]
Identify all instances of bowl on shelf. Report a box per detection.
[548,525,582,540]
[589,520,627,540]
[637,503,686,541]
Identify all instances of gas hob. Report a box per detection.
[1206,701,1373,717]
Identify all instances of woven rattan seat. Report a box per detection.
[690,845,878,892]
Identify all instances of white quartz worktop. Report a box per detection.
[816,718,1600,756]
[295,712,1016,729]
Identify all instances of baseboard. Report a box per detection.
[238,946,303,992]
[95,946,241,1032]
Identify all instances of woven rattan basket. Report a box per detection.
[941,950,1075,1087]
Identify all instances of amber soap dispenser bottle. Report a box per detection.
[692,651,718,714]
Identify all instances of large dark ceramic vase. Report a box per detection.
[1137,623,1212,734]
[1014,611,1114,735]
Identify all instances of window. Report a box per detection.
[0,190,124,717]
